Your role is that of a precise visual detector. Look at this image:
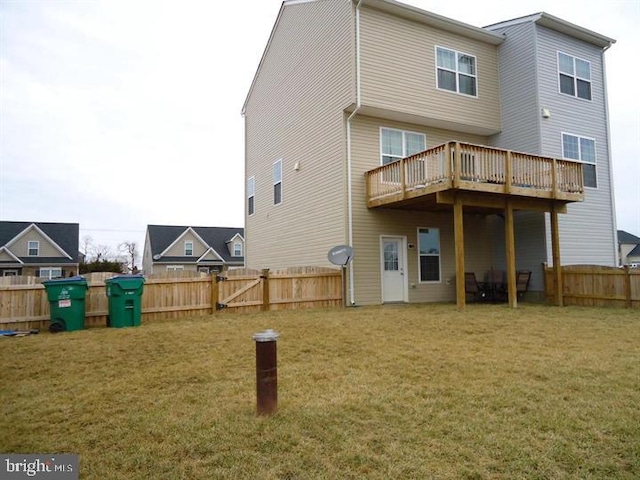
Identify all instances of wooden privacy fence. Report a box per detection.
[544,264,640,308]
[0,267,342,331]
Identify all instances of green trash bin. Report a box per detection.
[42,276,89,333]
[105,275,145,328]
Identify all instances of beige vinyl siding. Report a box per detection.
[350,114,494,305]
[163,231,208,258]
[244,0,353,269]
[10,230,65,258]
[359,5,501,134]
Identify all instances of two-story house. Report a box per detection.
[242,0,616,308]
[142,225,245,275]
[617,230,640,267]
[0,221,80,278]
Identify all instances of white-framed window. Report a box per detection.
[436,46,477,97]
[39,267,62,279]
[380,127,426,165]
[198,267,210,274]
[562,133,597,188]
[184,241,193,256]
[273,159,282,205]
[233,242,242,257]
[28,240,39,256]
[558,52,591,100]
[418,228,440,283]
[247,176,255,215]
[166,265,184,271]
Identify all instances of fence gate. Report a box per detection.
[216,270,266,311]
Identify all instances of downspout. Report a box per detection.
[602,43,619,266]
[345,0,363,305]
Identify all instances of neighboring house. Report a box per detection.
[142,225,244,275]
[0,221,80,278]
[242,0,617,307]
[617,230,640,266]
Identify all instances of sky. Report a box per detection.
[1,0,638,264]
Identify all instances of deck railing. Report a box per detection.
[366,141,584,206]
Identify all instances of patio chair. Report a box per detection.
[464,272,486,302]
[516,270,532,299]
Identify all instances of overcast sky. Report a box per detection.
[1,0,638,263]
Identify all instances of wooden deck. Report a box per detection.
[366,141,584,212]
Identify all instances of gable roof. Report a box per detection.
[485,12,615,48]
[617,230,640,245]
[146,225,244,264]
[242,0,504,115]
[0,221,79,262]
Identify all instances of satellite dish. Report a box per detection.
[328,245,354,266]
[153,254,161,260]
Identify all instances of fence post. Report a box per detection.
[211,274,219,314]
[624,265,632,309]
[261,268,270,311]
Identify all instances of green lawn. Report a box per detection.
[1,304,639,479]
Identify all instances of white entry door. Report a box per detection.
[381,237,406,303]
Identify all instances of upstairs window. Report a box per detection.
[436,47,477,97]
[273,159,282,205]
[184,241,193,256]
[247,176,255,215]
[558,52,591,100]
[562,133,597,188]
[28,241,39,256]
[380,128,426,165]
[233,242,242,257]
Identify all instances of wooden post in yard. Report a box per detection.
[550,205,563,306]
[454,195,465,311]
[261,268,270,311]
[505,199,517,308]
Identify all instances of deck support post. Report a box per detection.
[550,206,563,306]
[454,195,465,311]
[505,199,517,308]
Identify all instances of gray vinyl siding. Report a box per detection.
[243,0,354,269]
[350,114,493,305]
[489,211,547,295]
[534,25,616,265]
[490,21,616,267]
[359,5,501,134]
[489,22,540,154]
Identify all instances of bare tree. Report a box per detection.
[92,244,112,263]
[80,235,94,262]
[119,240,139,273]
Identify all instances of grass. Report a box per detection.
[1,303,639,479]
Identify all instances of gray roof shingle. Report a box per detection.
[0,221,79,262]
[147,225,244,264]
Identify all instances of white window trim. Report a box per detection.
[435,46,478,98]
[417,227,442,284]
[28,240,39,256]
[184,241,194,256]
[39,267,62,279]
[273,159,282,206]
[166,265,184,271]
[379,127,426,166]
[233,242,243,257]
[247,176,255,216]
[561,131,598,189]
[557,51,592,101]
